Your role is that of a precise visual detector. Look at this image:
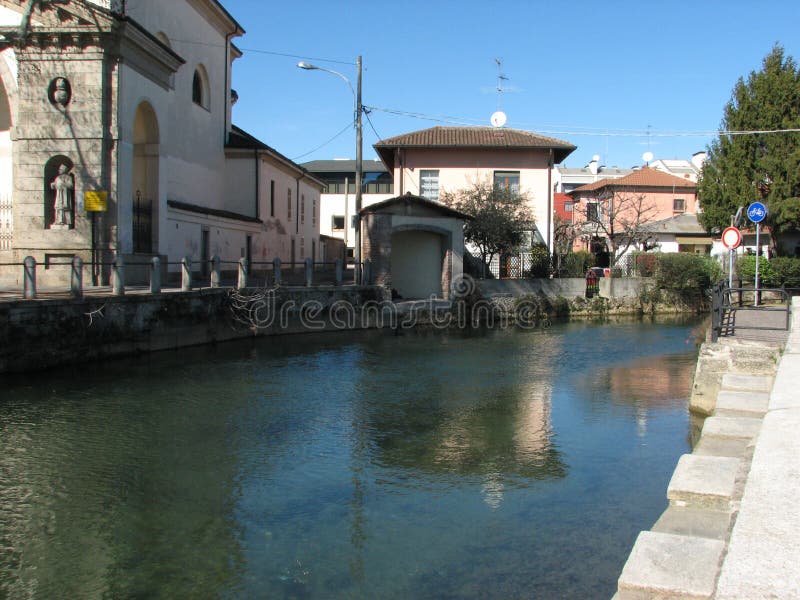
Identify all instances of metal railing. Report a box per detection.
[711,279,792,342]
[0,254,370,301]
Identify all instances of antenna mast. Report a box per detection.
[495,58,509,111]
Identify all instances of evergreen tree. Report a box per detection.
[698,45,800,254]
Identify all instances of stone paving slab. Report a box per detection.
[715,408,800,599]
[713,390,769,418]
[720,373,772,393]
[667,454,739,510]
[651,506,733,541]
[700,416,762,440]
[617,531,724,600]
[768,353,800,411]
[692,436,750,459]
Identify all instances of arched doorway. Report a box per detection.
[390,229,447,299]
[0,76,12,250]
[132,102,159,254]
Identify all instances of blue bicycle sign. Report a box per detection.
[747,202,768,223]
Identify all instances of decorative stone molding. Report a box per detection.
[48,77,72,108]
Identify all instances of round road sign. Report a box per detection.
[747,202,768,224]
[722,226,742,249]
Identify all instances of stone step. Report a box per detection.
[693,435,750,458]
[701,416,762,440]
[617,531,725,600]
[667,454,739,510]
[714,390,769,418]
[651,506,733,541]
[720,373,772,393]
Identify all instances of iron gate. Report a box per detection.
[133,192,152,253]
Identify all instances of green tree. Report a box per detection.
[698,45,800,254]
[441,180,535,275]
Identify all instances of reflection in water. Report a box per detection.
[0,319,702,599]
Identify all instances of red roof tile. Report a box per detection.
[569,167,696,195]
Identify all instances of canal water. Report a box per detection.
[0,317,703,599]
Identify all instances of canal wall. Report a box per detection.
[478,277,649,300]
[615,299,798,599]
[0,285,393,374]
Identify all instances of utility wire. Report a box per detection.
[170,38,356,66]
[291,120,354,161]
[365,105,800,138]
[363,108,383,142]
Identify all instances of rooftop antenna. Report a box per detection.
[490,58,508,128]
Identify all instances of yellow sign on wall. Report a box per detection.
[85,191,108,212]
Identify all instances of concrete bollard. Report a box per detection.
[305,257,313,287]
[210,255,221,288]
[112,254,125,296]
[363,259,372,286]
[23,256,36,299]
[150,256,161,294]
[181,256,192,291]
[273,257,282,286]
[335,259,343,286]
[237,257,248,289]
[70,256,83,298]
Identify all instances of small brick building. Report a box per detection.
[361,193,469,300]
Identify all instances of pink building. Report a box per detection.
[373,126,575,249]
[568,167,697,264]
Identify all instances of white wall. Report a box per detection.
[320,192,393,245]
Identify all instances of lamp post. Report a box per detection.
[298,57,363,284]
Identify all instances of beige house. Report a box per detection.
[0,0,321,285]
[373,126,576,251]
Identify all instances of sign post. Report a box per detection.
[747,202,767,306]
[85,191,108,286]
[721,226,742,288]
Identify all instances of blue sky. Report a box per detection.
[224,0,800,170]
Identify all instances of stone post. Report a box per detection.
[335,259,343,286]
[23,256,36,299]
[273,257,282,286]
[305,257,313,287]
[70,256,83,298]
[181,256,192,291]
[237,257,248,289]
[363,259,372,286]
[112,254,125,296]
[150,257,161,294]
[210,255,221,288]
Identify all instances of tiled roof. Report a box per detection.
[374,126,576,164]
[641,213,706,235]
[569,167,696,194]
[301,159,388,173]
[360,193,472,220]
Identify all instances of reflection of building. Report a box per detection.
[0,0,322,285]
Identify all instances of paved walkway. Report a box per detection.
[615,297,800,599]
[719,303,790,344]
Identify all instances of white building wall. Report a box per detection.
[320,192,393,246]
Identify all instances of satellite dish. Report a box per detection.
[490,111,507,128]
[642,151,654,164]
[592,154,600,162]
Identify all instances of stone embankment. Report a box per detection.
[614,298,800,599]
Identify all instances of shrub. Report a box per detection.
[736,255,778,286]
[654,254,721,306]
[631,252,659,277]
[528,245,551,278]
[767,257,800,286]
[557,251,595,277]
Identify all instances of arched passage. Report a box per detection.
[390,228,448,299]
[132,101,159,253]
[0,75,12,250]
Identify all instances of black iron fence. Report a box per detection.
[710,279,792,342]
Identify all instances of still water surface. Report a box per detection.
[1,318,702,599]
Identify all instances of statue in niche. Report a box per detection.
[50,164,74,229]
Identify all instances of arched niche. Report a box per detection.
[192,64,210,109]
[132,101,160,253]
[44,155,75,229]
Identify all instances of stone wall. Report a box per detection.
[478,277,650,300]
[0,285,390,374]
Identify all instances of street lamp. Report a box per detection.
[298,57,363,284]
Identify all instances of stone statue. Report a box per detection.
[51,164,74,228]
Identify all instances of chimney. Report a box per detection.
[588,154,600,176]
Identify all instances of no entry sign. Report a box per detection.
[722,226,742,249]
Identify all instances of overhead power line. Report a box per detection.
[291,120,354,161]
[364,105,800,139]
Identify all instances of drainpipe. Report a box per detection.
[398,149,404,196]
[223,31,234,146]
[547,149,554,251]
[295,172,307,236]
[254,149,260,218]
